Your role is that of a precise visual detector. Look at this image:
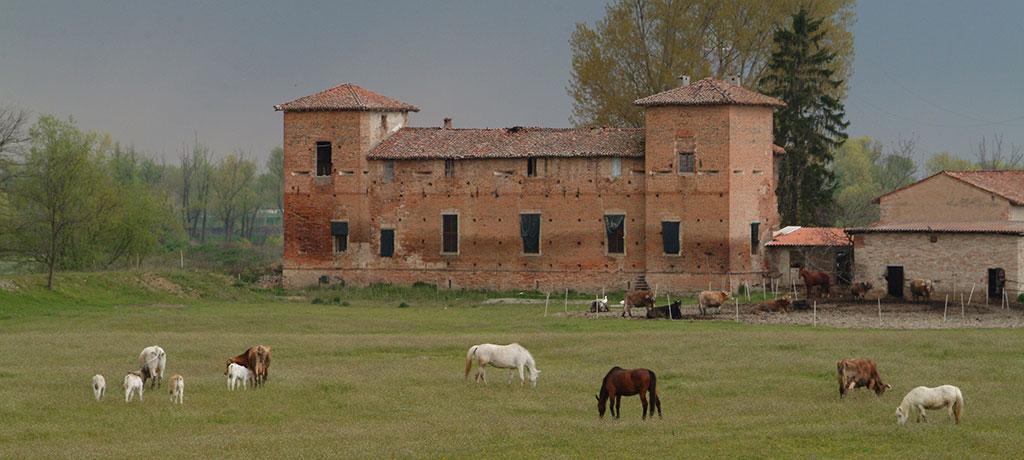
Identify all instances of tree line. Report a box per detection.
[0,109,283,289]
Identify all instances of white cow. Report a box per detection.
[168,374,184,404]
[138,345,166,389]
[227,363,251,391]
[92,374,106,402]
[123,373,144,403]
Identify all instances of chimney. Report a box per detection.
[726,74,741,86]
[678,75,690,87]
[443,117,452,129]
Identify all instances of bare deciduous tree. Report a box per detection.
[973,133,1022,170]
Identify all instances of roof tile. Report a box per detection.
[367,127,644,160]
[846,221,1024,236]
[275,83,419,112]
[634,78,785,108]
[766,227,851,247]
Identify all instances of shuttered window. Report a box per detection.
[661,221,680,255]
[520,213,540,254]
[605,214,625,254]
[383,162,395,183]
[316,142,332,176]
[750,222,760,254]
[380,229,394,257]
[442,214,458,253]
[611,157,621,177]
[331,221,348,252]
[444,159,455,179]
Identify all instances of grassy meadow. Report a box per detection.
[0,271,1021,459]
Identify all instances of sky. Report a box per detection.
[1,1,1022,169]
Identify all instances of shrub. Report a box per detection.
[398,302,410,308]
[312,297,323,304]
[1018,293,1023,304]
[341,301,350,307]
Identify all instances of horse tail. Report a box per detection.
[648,369,658,400]
[953,388,964,424]
[464,345,478,380]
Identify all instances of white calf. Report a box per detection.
[227,363,251,391]
[138,345,166,389]
[168,374,184,404]
[123,373,144,403]
[92,374,106,402]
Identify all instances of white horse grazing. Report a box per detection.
[168,374,184,404]
[464,343,541,387]
[896,385,964,425]
[138,345,166,389]
[227,363,251,391]
[123,373,144,403]
[92,374,106,402]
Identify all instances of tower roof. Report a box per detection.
[274,83,420,112]
[634,78,785,108]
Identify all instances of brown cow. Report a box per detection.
[850,282,873,300]
[622,291,654,318]
[909,279,933,302]
[799,268,831,298]
[837,358,891,399]
[697,291,732,316]
[756,296,791,313]
[225,345,271,388]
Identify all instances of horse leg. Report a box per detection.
[508,369,515,385]
[640,392,649,420]
[917,405,926,423]
[518,364,526,387]
[614,396,621,418]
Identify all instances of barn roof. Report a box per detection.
[634,78,785,108]
[766,227,852,247]
[846,221,1024,236]
[274,83,420,112]
[367,126,645,160]
[872,170,1024,205]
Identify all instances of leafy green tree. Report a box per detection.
[924,152,979,175]
[266,147,284,214]
[211,153,257,247]
[0,116,118,289]
[759,7,849,226]
[832,137,884,227]
[567,0,854,127]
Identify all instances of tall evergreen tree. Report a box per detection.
[759,7,849,225]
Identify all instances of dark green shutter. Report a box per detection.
[380,229,394,257]
[331,221,348,236]
[662,221,679,254]
[520,214,540,254]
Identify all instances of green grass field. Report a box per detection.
[0,271,1021,459]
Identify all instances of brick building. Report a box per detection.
[275,77,785,292]
[765,227,853,288]
[847,171,1024,300]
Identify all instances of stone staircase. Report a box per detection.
[634,274,650,292]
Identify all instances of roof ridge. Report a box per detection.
[346,84,364,108]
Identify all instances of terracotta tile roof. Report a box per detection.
[367,127,644,160]
[872,170,1024,205]
[634,78,785,108]
[275,83,419,112]
[772,144,786,155]
[766,227,851,247]
[846,221,1024,236]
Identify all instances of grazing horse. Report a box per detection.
[799,268,831,298]
[896,385,963,425]
[138,345,166,389]
[596,367,661,420]
[465,343,541,387]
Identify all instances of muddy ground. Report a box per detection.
[553,298,1024,329]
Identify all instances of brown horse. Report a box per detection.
[225,345,271,388]
[596,367,662,420]
[799,267,831,298]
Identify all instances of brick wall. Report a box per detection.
[879,174,1012,222]
[852,232,1022,299]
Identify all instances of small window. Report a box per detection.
[678,153,694,173]
[662,221,680,255]
[520,213,540,254]
[380,114,387,133]
[611,157,621,177]
[444,159,455,179]
[316,142,332,176]
[442,214,458,253]
[331,221,349,252]
[605,214,625,254]
[380,229,394,257]
[527,157,537,177]
[383,162,395,183]
[750,222,760,254]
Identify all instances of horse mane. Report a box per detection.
[601,366,624,386]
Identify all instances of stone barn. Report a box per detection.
[848,170,1024,301]
[765,227,853,289]
[275,77,786,291]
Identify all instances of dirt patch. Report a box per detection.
[554,299,1024,329]
[0,279,18,292]
[138,272,194,297]
[114,304,187,309]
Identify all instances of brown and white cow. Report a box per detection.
[697,291,732,316]
[226,345,271,388]
[850,282,873,300]
[756,296,791,313]
[622,291,655,318]
[837,358,891,399]
[909,279,934,302]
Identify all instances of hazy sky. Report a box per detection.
[2,1,1022,169]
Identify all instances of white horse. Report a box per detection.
[138,345,166,389]
[895,385,964,425]
[92,374,106,402]
[465,343,541,387]
[227,363,251,391]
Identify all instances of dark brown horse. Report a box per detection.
[799,267,831,298]
[596,367,661,420]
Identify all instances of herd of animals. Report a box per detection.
[90,345,271,404]
[590,267,938,318]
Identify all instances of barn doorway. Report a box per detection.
[988,268,1005,299]
[886,266,904,298]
